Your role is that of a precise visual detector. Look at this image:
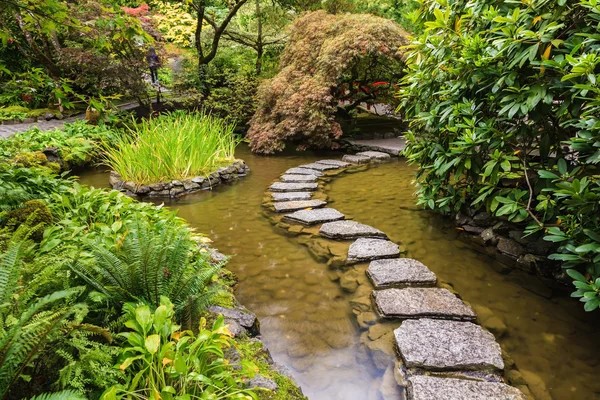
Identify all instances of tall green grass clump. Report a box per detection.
[104,112,239,184]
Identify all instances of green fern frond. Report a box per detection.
[28,390,87,400]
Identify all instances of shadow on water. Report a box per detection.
[78,145,600,400]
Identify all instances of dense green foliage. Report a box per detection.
[399,0,600,310]
[103,112,239,184]
[0,121,119,167]
[248,11,409,153]
[0,119,267,397]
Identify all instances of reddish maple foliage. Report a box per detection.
[247,11,409,154]
[122,3,149,17]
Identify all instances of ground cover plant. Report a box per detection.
[398,0,600,311]
[0,121,119,168]
[103,112,239,184]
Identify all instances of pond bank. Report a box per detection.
[78,145,600,400]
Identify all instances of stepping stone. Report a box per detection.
[342,154,371,164]
[356,151,391,160]
[280,174,318,183]
[283,208,344,226]
[285,168,323,176]
[395,319,504,371]
[320,220,387,240]
[298,163,340,171]
[367,258,437,288]
[347,238,400,264]
[407,376,526,400]
[272,192,312,202]
[316,159,351,167]
[373,288,476,321]
[273,200,327,213]
[270,182,318,192]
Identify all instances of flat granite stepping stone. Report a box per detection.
[315,159,351,167]
[356,151,392,160]
[367,258,437,288]
[298,163,340,171]
[270,182,318,192]
[395,319,504,371]
[320,220,387,240]
[407,376,526,400]
[342,154,372,164]
[272,192,312,202]
[347,238,400,264]
[285,168,323,176]
[273,200,327,213]
[373,288,476,321]
[283,208,344,226]
[280,174,318,183]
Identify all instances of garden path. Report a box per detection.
[0,101,142,138]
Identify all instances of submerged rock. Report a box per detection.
[347,238,400,264]
[367,258,437,289]
[373,288,476,321]
[320,220,387,240]
[395,319,504,371]
[407,376,526,400]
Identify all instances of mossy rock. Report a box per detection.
[235,338,307,400]
[13,151,48,168]
[3,200,53,242]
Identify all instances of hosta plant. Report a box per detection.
[101,297,257,400]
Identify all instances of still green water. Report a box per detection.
[79,145,600,400]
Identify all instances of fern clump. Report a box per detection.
[72,217,225,327]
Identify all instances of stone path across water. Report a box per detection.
[374,288,477,321]
[269,182,318,192]
[408,376,527,400]
[283,208,345,226]
[320,220,387,240]
[273,200,327,213]
[367,258,437,288]
[271,192,313,202]
[262,151,528,399]
[280,174,319,183]
[347,238,400,264]
[395,319,504,371]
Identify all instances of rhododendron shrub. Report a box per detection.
[247,10,409,154]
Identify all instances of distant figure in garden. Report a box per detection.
[146,47,160,84]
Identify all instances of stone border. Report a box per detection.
[261,153,532,399]
[109,160,250,198]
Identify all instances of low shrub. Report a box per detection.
[103,112,240,184]
[398,0,600,310]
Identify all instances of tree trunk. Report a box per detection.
[255,0,263,75]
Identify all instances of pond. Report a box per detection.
[79,145,600,400]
